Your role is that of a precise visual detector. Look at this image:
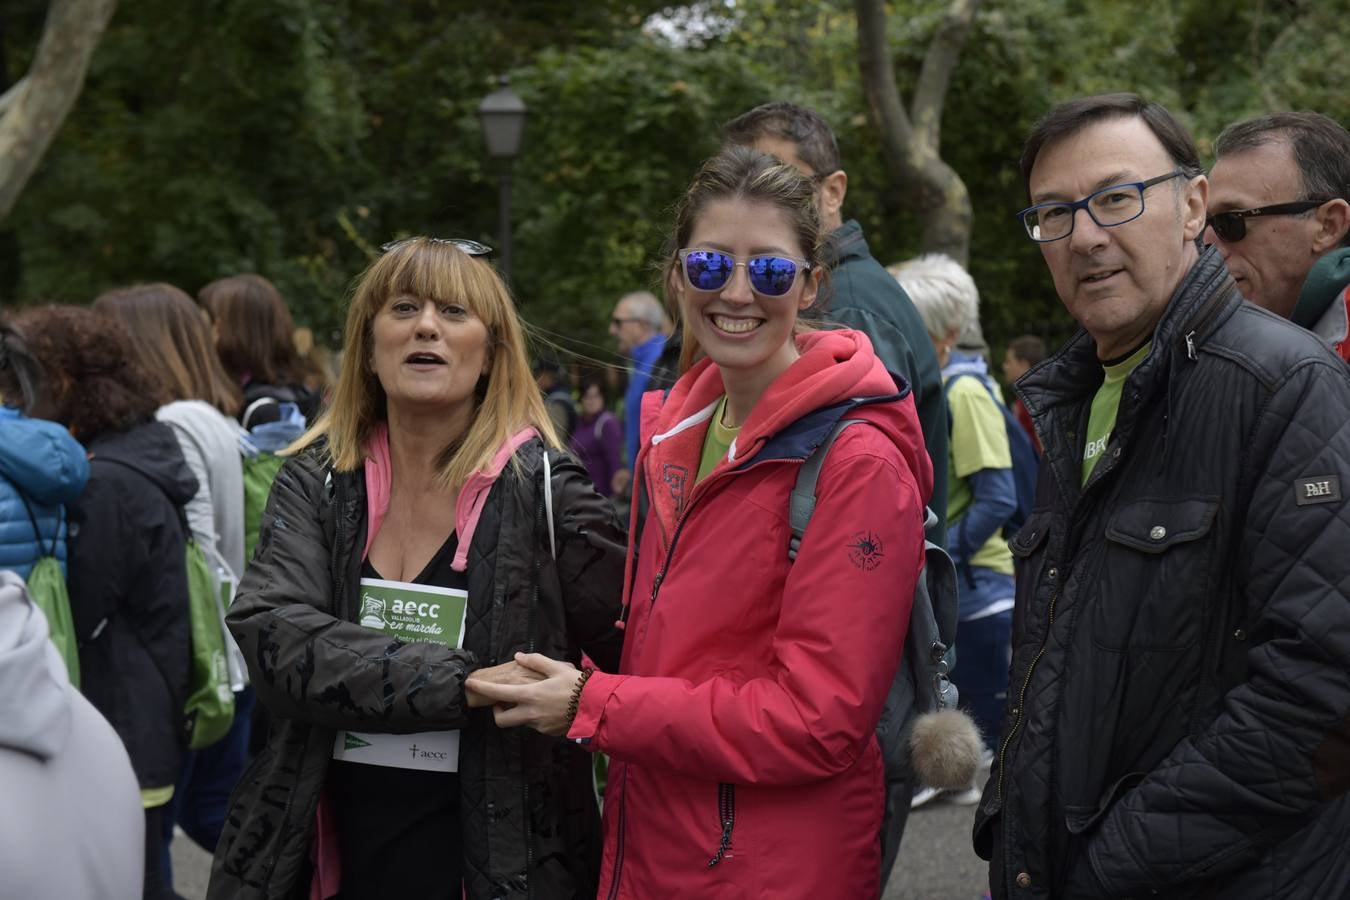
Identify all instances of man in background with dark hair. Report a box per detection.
[1001,335,1045,451]
[1206,111,1350,361]
[980,92,1350,899]
[724,101,949,888]
[724,102,948,541]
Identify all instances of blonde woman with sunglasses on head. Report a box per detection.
[470,147,933,899]
[208,239,626,900]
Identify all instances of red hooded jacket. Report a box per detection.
[568,329,933,899]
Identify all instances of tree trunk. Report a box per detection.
[0,0,118,223]
[853,0,979,266]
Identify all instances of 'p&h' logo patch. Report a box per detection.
[1294,475,1341,506]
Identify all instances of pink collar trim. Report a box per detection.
[362,424,539,571]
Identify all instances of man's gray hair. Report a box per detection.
[889,254,979,343]
[619,291,667,329]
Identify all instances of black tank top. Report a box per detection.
[329,530,467,899]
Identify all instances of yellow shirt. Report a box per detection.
[945,375,1015,575]
[697,396,740,483]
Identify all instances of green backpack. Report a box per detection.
[18,496,80,687]
[242,452,286,564]
[90,456,236,750]
[240,397,306,564]
[182,528,235,750]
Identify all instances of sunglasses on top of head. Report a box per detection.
[677,249,811,297]
[380,237,493,256]
[1205,199,1332,243]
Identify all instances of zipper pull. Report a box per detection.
[1185,330,1197,361]
[649,572,664,601]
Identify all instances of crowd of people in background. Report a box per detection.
[2,93,1348,900]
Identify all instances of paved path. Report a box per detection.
[172,791,989,900]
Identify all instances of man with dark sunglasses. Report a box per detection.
[1206,112,1350,361]
[724,100,949,889]
[980,92,1350,900]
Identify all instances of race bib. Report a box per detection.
[333,578,469,772]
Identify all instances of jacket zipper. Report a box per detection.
[521,467,548,898]
[996,584,1061,804]
[707,783,736,867]
[605,766,629,900]
[606,457,805,894]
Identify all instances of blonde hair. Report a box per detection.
[294,239,560,489]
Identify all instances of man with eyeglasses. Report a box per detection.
[977,93,1350,900]
[1206,112,1350,362]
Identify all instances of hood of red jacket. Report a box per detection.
[634,328,933,560]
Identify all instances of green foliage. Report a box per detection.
[3,0,1344,363]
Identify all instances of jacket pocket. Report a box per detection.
[1104,497,1218,554]
[1064,770,1146,835]
[1007,510,1052,637]
[1094,496,1220,652]
[1007,510,1052,560]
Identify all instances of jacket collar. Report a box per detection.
[822,219,868,269]
[637,329,930,559]
[362,424,539,571]
[1017,245,1239,492]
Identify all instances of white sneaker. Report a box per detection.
[911,785,943,809]
[947,785,983,806]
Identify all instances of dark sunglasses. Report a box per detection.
[1205,200,1330,243]
[380,237,493,256]
[678,249,811,297]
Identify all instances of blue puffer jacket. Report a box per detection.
[0,407,89,580]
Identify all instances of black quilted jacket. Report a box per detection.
[974,248,1350,899]
[208,438,625,900]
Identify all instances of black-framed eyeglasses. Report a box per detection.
[379,237,493,256]
[1016,170,1186,242]
[1205,200,1331,244]
[610,316,642,328]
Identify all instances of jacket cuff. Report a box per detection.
[566,670,624,747]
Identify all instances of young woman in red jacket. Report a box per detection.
[469,146,933,899]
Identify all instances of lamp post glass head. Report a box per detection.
[478,75,527,159]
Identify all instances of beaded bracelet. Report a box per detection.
[565,667,595,729]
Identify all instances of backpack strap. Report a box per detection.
[788,418,868,561]
[786,419,958,714]
[241,396,280,432]
[16,490,60,559]
[542,449,557,561]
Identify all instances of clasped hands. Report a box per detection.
[465,652,581,737]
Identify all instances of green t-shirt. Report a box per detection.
[1082,342,1151,484]
[697,396,739,483]
[945,375,1014,575]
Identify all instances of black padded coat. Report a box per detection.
[208,437,625,900]
[974,248,1350,899]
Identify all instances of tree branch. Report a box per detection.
[0,77,29,117]
[853,0,973,265]
[0,0,119,223]
[854,0,915,170]
[911,0,982,151]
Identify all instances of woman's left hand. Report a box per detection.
[465,652,582,736]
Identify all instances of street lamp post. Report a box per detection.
[477,75,527,284]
